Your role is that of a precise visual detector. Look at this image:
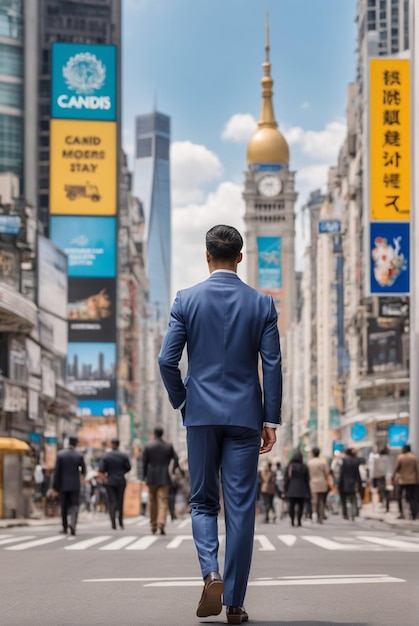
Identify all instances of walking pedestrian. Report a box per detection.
[52,435,86,536]
[307,447,331,524]
[260,462,277,523]
[142,427,181,536]
[393,444,419,520]
[98,438,131,530]
[284,449,310,527]
[338,448,362,521]
[158,225,282,624]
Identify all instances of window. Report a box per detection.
[0,113,23,178]
[0,81,22,109]
[136,138,152,158]
[0,43,22,77]
[0,0,23,39]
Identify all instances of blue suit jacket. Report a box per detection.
[158,272,282,431]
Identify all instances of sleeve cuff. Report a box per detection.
[176,400,186,410]
[263,422,278,428]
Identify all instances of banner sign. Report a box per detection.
[68,277,116,342]
[67,342,116,400]
[367,317,403,374]
[77,399,116,418]
[49,119,116,216]
[38,235,68,319]
[369,58,410,221]
[51,43,117,121]
[319,220,341,235]
[257,236,282,289]
[0,215,21,235]
[388,424,409,448]
[370,221,409,294]
[50,216,116,278]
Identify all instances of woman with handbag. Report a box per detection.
[284,449,311,527]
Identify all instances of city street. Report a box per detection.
[0,512,418,626]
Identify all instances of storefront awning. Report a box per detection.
[0,437,30,453]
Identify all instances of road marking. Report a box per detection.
[6,536,65,550]
[177,519,191,529]
[302,536,380,551]
[136,518,150,527]
[99,536,138,550]
[0,535,35,546]
[0,534,13,539]
[254,535,275,551]
[65,536,111,550]
[83,577,202,583]
[125,536,159,550]
[277,535,297,547]
[143,575,405,588]
[167,535,194,549]
[357,536,419,551]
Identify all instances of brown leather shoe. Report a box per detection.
[226,606,249,624]
[196,572,224,618]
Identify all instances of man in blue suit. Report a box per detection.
[158,224,282,625]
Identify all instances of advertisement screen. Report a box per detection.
[370,222,409,295]
[37,235,68,319]
[68,277,116,342]
[50,216,116,278]
[67,342,116,399]
[367,317,403,374]
[50,119,116,216]
[257,236,282,289]
[51,43,117,121]
[77,399,116,418]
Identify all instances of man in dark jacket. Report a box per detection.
[53,435,86,536]
[142,427,180,535]
[338,448,362,521]
[99,438,131,529]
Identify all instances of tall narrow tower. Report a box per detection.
[243,18,297,336]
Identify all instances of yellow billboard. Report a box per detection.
[49,119,116,216]
[370,58,410,221]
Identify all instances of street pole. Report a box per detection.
[410,0,419,456]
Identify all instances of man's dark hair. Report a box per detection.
[402,444,411,453]
[206,225,243,262]
[312,447,320,458]
[68,435,78,447]
[154,427,163,438]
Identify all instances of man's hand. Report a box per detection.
[260,427,276,455]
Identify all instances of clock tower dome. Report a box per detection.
[243,17,297,337]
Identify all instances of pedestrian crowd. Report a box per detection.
[257,443,419,525]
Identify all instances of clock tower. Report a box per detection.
[243,19,297,337]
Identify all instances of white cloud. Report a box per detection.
[300,101,310,110]
[285,120,346,161]
[221,114,257,142]
[171,141,223,206]
[172,181,246,294]
[296,164,330,190]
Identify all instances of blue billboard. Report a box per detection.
[319,220,341,235]
[257,236,282,289]
[51,43,117,121]
[50,216,116,278]
[77,399,116,418]
[370,222,409,295]
[67,342,116,400]
[388,424,409,448]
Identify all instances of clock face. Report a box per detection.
[257,175,282,197]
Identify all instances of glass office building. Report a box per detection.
[134,111,172,324]
[0,0,23,184]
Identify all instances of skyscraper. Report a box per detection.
[357,0,409,67]
[133,111,171,323]
[0,0,24,184]
[22,0,121,230]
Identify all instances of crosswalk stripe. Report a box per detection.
[302,536,380,551]
[6,536,65,550]
[125,536,159,550]
[65,536,111,550]
[167,535,193,549]
[136,519,150,527]
[357,536,419,551]
[177,519,191,529]
[0,534,13,539]
[0,535,35,546]
[254,535,275,551]
[100,536,138,550]
[277,534,297,547]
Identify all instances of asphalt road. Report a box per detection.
[0,512,418,626]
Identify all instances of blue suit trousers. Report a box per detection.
[186,425,260,607]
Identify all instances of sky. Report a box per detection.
[122,0,357,296]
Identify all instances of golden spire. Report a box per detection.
[246,12,289,165]
[259,11,277,129]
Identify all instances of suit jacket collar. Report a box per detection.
[207,271,241,281]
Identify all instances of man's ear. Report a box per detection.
[206,251,211,264]
[237,252,243,264]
